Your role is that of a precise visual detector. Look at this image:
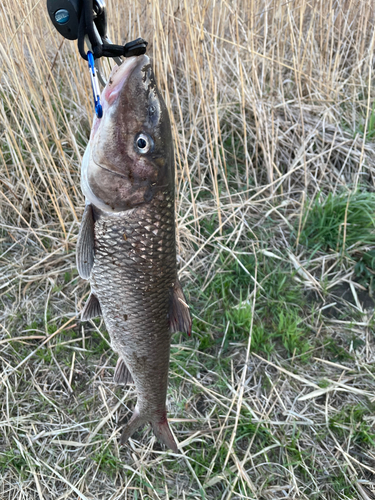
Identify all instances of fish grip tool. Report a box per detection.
[75,0,148,61]
[47,0,148,117]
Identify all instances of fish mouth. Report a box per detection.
[103,54,149,106]
[91,54,149,140]
[92,157,169,193]
[92,157,129,180]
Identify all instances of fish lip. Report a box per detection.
[90,55,149,140]
[103,54,149,105]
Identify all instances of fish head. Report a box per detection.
[81,55,174,212]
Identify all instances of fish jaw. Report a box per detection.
[90,56,142,142]
[103,56,145,107]
[81,54,174,213]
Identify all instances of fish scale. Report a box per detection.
[91,192,176,415]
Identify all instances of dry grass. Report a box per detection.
[1,0,375,498]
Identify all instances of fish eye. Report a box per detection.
[135,133,153,154]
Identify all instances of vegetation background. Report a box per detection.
[0,0,375,498]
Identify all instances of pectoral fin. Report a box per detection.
[169,280,192,336]
[114,357,134,385]
[81,293,102,321]
[76,203,95,279]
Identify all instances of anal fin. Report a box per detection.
[169,279,192,336]
[114,357,134,385]
[81,293,102,321]
[76,203,95,279]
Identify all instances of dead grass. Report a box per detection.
[1,0,375,498]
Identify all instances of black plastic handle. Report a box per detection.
[47,0,147,61]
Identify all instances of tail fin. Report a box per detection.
[120,407,147,446]
[151,417,179,453]
[120,407,178,452]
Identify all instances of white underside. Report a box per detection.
[80,144,115,213]
[80,144,135,217]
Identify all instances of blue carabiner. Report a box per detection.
[87,51,103,119]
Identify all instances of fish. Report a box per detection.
[76,54,191,452]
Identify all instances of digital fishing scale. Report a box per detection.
[46,0,148,118]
